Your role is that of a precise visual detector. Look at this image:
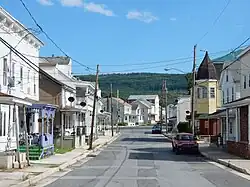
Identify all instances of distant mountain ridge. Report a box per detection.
[76,73,189,104]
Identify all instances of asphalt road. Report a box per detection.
[44,127,250,187]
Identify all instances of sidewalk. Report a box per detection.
[200,145,250,175]
[0,132,120,187]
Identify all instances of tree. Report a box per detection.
[185,73,193,94]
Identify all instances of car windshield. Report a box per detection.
[179,134,194,141]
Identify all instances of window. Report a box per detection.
[33,73,36,95]
[244,75,247,89]
[20,66,23,90]
[202,87,207,98]
[226,70,228,82]
[3,58,8,86]
[249,74,250,87]
[226,88,229,103]
[197,87,201,98]
[27,70,30,83]
[210,88,215,98]
[125,116,128,120]
[231,87,234,101]
[222,91,225,104]
[12,62,15,86]
[229,121,233,134]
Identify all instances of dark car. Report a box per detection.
[172,133,199,154]
[152,125,162,134]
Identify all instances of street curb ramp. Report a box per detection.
[12,133,121,187]
[200,152,250,175]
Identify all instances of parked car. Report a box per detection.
[152,125,162,134]
[172,133,199,154]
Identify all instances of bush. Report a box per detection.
[177,122,192,133]
[118,122,128,126]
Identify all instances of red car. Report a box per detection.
[172,133,199,154]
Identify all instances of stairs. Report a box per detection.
[19,145,42,160]
[19,145,55,160]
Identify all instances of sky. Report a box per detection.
[0,0,250,75]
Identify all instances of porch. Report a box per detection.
[223,96,250,158]
[0,92,32,169]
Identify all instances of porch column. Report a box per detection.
[248,105,250,143]
[60,112,64,148]
[225,108,229,142]
[235,108,239,142]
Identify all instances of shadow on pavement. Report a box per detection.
[121,137,171,143]
[128,147,204,162]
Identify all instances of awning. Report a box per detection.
[60,106,84,112]
[223,96,250,108]
[0,92,32,106]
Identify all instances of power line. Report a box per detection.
[18,0,95,72]
[221,37,250,71]
[196,0,231,44]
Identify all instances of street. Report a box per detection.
[42,127,250,187]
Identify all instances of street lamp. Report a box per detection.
[164,68,187,74]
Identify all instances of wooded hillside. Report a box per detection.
[76,73,192,104]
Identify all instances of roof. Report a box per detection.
[39,56,71,66]
[196,52,217,80]
[128,95,158,100]
[0,7,43,46]
[132,98,152,108]
[112,97,131,106]
[213,63,224,80]
[131,103,139,110]
[213,48,245,62]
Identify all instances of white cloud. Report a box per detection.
[60,0,83,7]
[83,2,115,17]
[170,17,177,21]
[38,0,53,6]
[126,10,158,23]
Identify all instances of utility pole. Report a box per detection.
[89,64,99,150]
[116,89,119,133]
[164,80,168,133]
[191,45,197,135]
[110,83,114,136]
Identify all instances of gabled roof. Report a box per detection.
[131,103,139,110]
[132,98,152,108]
[128,95,158,100]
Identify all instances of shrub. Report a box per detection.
[177,122,192,133]
[118,122,128,126]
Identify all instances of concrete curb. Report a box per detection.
[200,152,250,175]
[13,133,121,187]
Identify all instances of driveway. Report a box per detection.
[43,127,250,187]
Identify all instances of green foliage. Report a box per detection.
[76,73,189,103]
[185,73,193,94]
[177,122,192,133]
[118,122,128,126]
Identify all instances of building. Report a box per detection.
[131,99,152,124]
[167,96,191,132]
[0,7,43,153]
[127,95,160,122]
[218,47,250,158]
[102,97,133,126]
[194,52,223,135]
